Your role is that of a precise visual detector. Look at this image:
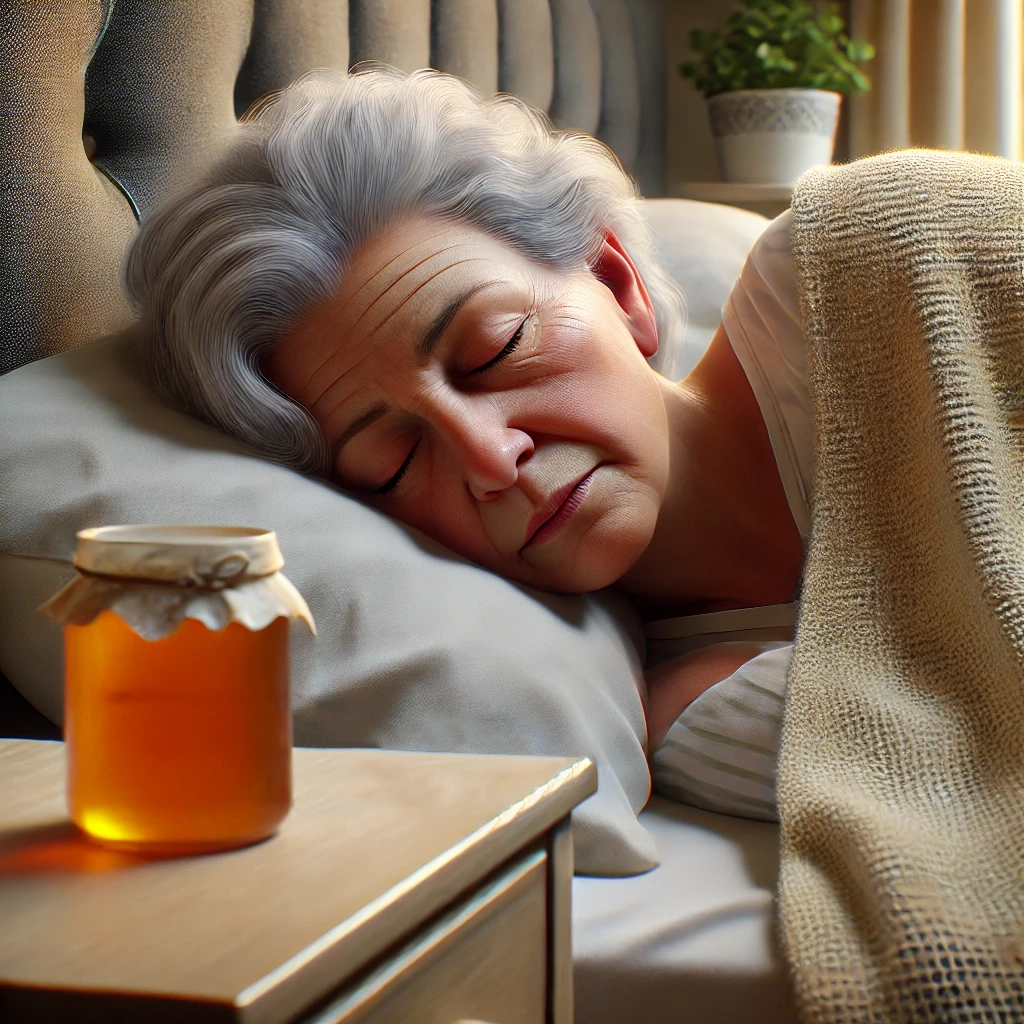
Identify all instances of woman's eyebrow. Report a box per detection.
[332,402,389,463]
[416,280,502,360]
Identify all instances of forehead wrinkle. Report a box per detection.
[347,223,460,312]
[370,255,503,346]
[346,239,467,339]
[300,238,470,399]
[290,225,460,397]
[305,338,377,420]
[309,263,495,425]
[317,273,519,460]
[315,267,501,430]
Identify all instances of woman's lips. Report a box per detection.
[520,470,597,551]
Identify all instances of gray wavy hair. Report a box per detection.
[125,66,685,476]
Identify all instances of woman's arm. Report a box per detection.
[645,641,772,751]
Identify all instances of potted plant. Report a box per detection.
[680,0,874,186]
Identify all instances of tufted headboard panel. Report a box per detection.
[0,0,666,376]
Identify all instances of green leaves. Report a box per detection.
[679,0,875,97]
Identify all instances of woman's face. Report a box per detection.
[266,214,672,593]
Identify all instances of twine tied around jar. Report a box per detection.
[40,526,315,641]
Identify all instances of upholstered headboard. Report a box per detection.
[0,0,666,376]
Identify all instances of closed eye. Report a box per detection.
[374,438,421,495]
[467,316,529,376]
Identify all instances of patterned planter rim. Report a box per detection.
[707,88,842,138]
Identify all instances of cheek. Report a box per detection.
[389,476,492,561]
[549,362,669,478]
[543,309,664,429]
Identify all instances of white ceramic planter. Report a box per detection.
[706,88,841,186]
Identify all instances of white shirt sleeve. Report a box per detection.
[721,211,814,542]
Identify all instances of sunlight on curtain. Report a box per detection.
[848,0,1023,161]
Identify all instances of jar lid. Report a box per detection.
[74,525,285,587]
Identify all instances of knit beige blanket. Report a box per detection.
[780,149,1024,1022]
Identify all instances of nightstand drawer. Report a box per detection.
[308,849,548,1024]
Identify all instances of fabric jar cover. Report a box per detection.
[40,525,316,642]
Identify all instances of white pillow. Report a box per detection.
[0,333,656,876]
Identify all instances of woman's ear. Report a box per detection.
[591,229,659,358]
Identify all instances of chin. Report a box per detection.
[522,525,653,595]
[523,565,632,596]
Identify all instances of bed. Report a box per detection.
[574,796,797,1023]
[0,2,800,1020]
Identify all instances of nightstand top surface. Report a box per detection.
[0,739,595,1022]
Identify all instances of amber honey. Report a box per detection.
[64,610,292,854]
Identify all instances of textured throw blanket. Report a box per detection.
[779,149,1024,1022]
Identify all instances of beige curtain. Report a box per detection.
[848,0,1023,161]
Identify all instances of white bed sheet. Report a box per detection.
[572,796,799,1023]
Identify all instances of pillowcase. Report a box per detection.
[0,333,656,876]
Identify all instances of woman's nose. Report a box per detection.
[431,397,533,501]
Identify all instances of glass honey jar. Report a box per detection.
[41,525,315,854]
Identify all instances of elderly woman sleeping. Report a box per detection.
[127,67,804,820]
[127,66,1024,1018]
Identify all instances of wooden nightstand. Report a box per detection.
[0,739,596,1023]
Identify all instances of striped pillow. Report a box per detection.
[650,643,792,822]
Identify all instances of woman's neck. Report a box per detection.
[616,326,804,620]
